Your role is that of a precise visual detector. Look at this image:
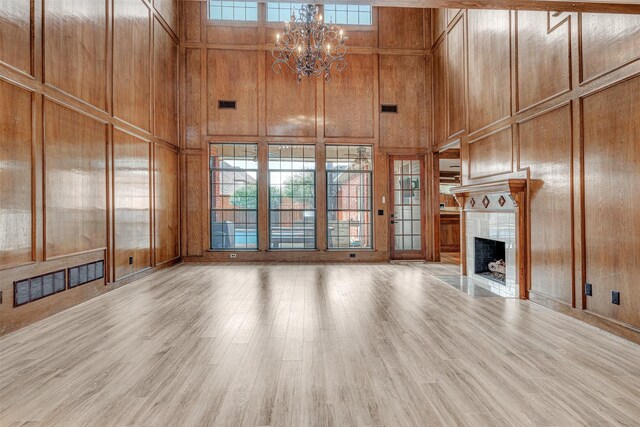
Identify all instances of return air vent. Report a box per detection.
[14,270,66,307]
[381,104,398,113]
[68,260,104,288]
[218,100,237,109]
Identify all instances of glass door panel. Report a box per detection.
[390,157,425,260]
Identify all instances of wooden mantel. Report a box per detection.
[450,179,527,199]
[450,179,529,300]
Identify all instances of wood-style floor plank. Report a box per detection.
[1,260,639,426]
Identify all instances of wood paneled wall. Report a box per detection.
[431,8,640,337]
[0,0,180,334]
[180,3,432,262]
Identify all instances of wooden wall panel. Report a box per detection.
[181,1,202,42]
[324,54,375,139]
[583,76,640,329]
[338,29,378,48]
[0,0,32,74]
[113,129,151,280]
[447,17,465,138]
[447,8,461,23]
[519,105,573,304]
[467,127,512,179]
[207,26,260,45]
[44,101,107,259]
[154,0,177,34]
[266,54,317,137]
[517,11,570,111]
[0,0,180,335]
[378,8,424,49]
[184,48,202,149]
[154,145,180,264]
[380,54,426,148]
[207,49,260,136]
[0,81,33,269]
[467,9,511,134]
[154,19,178,145]
[113,0,151,131]
[184,154,203,257]
[580,13,640,82]
[431,8,446,43]
[433,40,447,145]
[44,0,107,109]
[430,8,640,340]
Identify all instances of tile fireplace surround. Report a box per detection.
[467,211,517,297]
[451,179,528,299]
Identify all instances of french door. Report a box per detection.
[389,156,426,260]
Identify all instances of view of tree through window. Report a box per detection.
[210,144,259,250]
[326,145,373,249]
[269,145,316,249]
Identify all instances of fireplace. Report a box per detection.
[450,178,528,299]
[474,237,506,284]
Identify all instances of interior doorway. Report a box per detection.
[436,145,461,261]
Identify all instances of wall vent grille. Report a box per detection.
[218,100,237,109]
[68,260,104,288]
[14,270,66,307]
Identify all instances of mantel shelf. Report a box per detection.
[450,179,527,198]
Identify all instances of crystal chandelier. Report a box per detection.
[271,4,348,83]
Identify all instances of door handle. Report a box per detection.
[390,220,395,224]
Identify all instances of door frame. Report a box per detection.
[388,155,427,261]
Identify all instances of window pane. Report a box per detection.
[210,143,259,250]
[324,4,372,25]
[269,145,316,249]
[326,145,373,249]
[209,1,258,21]
[267,2,299,22]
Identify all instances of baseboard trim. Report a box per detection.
[529,291,640,345]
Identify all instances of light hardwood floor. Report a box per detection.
[1,261,639,426]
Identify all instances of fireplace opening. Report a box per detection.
[474,237,506,284]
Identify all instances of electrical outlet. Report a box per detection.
[129,256,133,265]
[230,253,237,259]
[349,253,356,259]
[585,283,592,296]
[378,209,384,216]
[612,291,620,305]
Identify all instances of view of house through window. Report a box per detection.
[326,145,373,249]
[269,145,316,249]
[210,144,259,250]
